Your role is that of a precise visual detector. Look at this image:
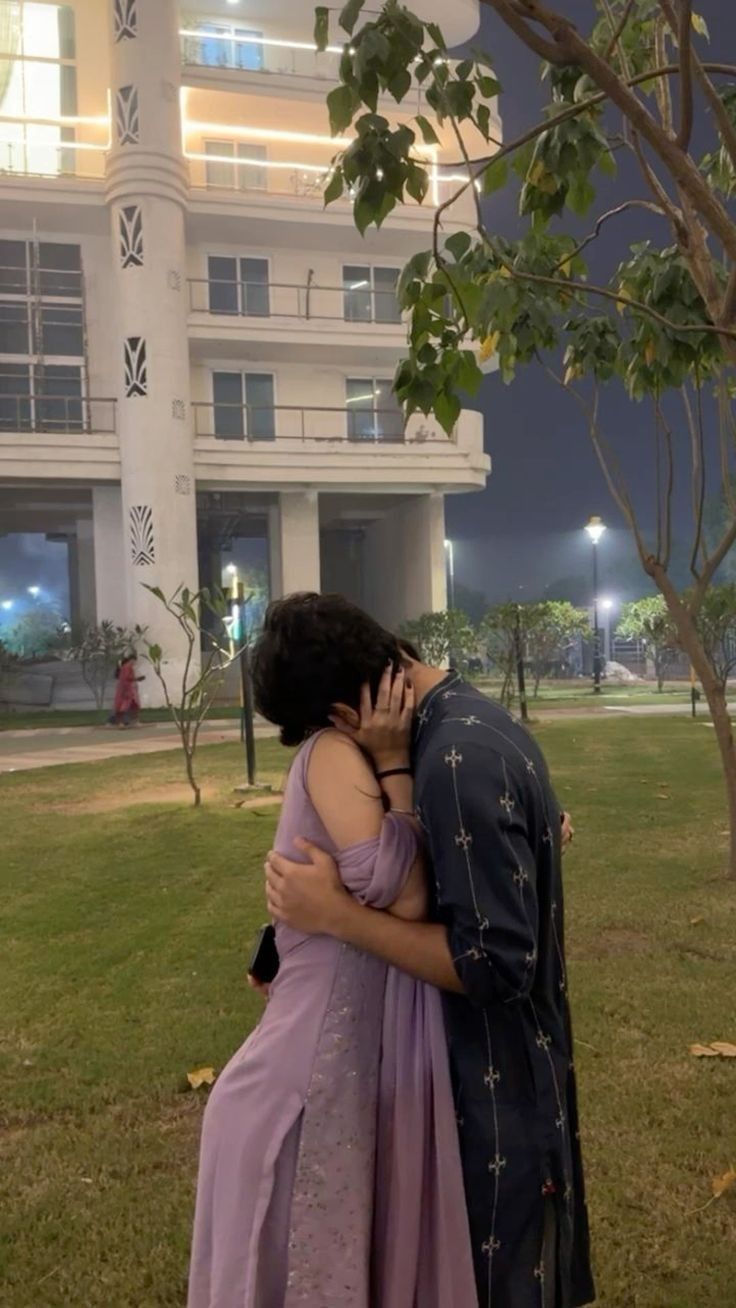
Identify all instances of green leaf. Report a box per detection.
[339,0,366,35]
[388,66,413,103]
[476,103,492,142]
[477,74,501,98]
[457,350,483,395]
[481,155,508,195]
[691,11,709,37]
[323,167,344,206]
[314,6,329,52]
[405,165,429,205]
[435,389,461,435]
[415,114,440,146]
[567,172,595,216]
[456,59,473,81]
[444,230,472,260]
[327,83,356,135]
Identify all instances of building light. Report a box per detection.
[179,27,346,56]
[183,120,354,148]
[0,112,110,128]
[185,150,329,175]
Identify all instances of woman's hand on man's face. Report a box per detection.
[329,664,414,772]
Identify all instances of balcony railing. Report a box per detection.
[179,25,423,107]
[0,395,117,434]
[193,403,454,445]
[188,277,403,326]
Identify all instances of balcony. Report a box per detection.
[0,394,120,482]
[187,276,406,363]
[179,24,425,112]
[193,405,488,493]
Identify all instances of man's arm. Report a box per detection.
[266,840,464,993]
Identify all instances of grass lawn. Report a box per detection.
[0,706,244,732]
[2,721,736,1306]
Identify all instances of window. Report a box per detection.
[204,141,268,192]
[194,23,264,71]
[343,265,401,324]
[207,255,270,317]
[0,4,78,177]
[0,237,85,430]
[213,371,275,441]
[0,361,82,431]
[345,378,403,442]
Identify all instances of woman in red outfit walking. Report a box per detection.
[110,653,145,728]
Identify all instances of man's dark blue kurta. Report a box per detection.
[413,674,595,1308]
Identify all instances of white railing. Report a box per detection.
[188,277,403,325]
[0,394,117,434]
[192,403,454,445]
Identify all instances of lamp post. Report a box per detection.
[600,596,615,663]
[584,516,606,693]
[444,538,455,610]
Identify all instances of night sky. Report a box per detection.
[446,0,736,606]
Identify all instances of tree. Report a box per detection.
[315,0,736,877]
[478,604,522,706]
[526,601,590,696]
[454,581,490,625]
[0,640,19,708]
[68,621,144,711]
[4,607,69,660]
[145,586,234,807]
[691,583,736,692]
[399,608,477,668]
[617,596,678,690]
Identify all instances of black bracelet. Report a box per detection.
[376,766,413,781]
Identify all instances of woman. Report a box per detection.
[188,594,477,1308]
[110,652,143,728]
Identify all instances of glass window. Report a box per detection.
[208,255,239,314]
[237,143,267,192]
[213,370,244,439]
[240,257,270,317]
[38,242,81,297]
[346,377,403,442]
[343,266,372,323]
[198,23,230,68]
[0,301,30,354]
[244,373,275,440]
[234,29,264,71]
[373,267,401,323]
[35,363,82,431]
[205,140,235,189]
[0,5,77,178]
[38,303,83,355]
[0,241,28,295]
[343,266,401,323]
[0,361,31,431]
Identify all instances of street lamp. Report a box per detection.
[584,516,607,692]
[444,538,455,610]
[1,600,13,611]
[27,586,40,598]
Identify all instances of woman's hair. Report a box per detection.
[252,593,406,747]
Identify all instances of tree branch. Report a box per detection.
[675,0,695,149]
[551,198,666,272]
[481,0,566,64]
[603,0,637,63]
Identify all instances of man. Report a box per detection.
[265,628,595,1308]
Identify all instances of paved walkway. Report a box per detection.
[0,720,278,774]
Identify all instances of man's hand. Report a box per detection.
[561,811,574,852]
[266,839,349,936]
[247,974,270,1000]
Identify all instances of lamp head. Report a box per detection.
[585,515,606,545]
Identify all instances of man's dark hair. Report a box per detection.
[252,593,404,747]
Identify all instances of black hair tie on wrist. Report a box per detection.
[376,767,413,780]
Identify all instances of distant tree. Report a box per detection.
[4,607,69,660]
[0,639,19,707]
[526,602,590,697]
[68,621,145,711]
[400,609,476,669]
[145,585,234,807]
[617,596,677,691]
[691,584,736,693]
[478,604,522,707]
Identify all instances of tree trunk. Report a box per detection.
[182,730,201,807]
[653,569,736,879]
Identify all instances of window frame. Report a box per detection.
[210,367,277,442]
[342,263,402,325]
[205,251,271,318]
[345,375,404,443]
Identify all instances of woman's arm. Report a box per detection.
[307,731,426,921]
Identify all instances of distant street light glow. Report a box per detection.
[1,600,13,610]
[28,586,41,597]
[584,516,607,545]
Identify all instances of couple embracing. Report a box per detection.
[188,593,595,1308]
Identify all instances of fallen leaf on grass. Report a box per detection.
[690,916,705,926]
[690,1042,736,1059]
[656,793,671,800]
[690,1044,720,1057]
[187,1066,216,1090]
[712,1169,736,1199]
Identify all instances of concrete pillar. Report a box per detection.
[92,486,127,625]
[267,504,283,601]
[273,492,321,596]
[106,0,198,700]
[364,494,447,631]
[68,521,97,638]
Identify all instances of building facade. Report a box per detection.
[0,0,492,687]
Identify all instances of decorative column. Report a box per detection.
[274,492,322,597]
[106,0,198,697]
[364,494,447,630]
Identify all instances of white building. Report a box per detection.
[0,0,492,684]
